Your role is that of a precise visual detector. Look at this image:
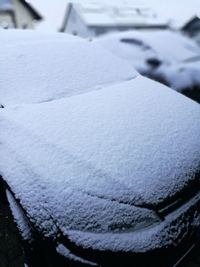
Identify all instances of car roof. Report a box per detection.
[0,31,136,106]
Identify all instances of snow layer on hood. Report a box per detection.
[0,75,199,251]
[1,75,200,204]
[0,31,136,106]
[66,191,200,253]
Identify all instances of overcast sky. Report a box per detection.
[28,0,200,31]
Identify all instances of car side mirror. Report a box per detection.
[146,58,162,68]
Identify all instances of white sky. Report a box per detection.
[28,0,200,32]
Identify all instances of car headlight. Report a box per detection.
[106,208,161,233]
[58,194,162,234]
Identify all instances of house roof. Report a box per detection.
[182,15,200,32]
[19,0,42,20]
[0,0,42,20]
[61,2,168,31]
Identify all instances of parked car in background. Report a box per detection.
[95,30,200,103]
[0,31,200,267]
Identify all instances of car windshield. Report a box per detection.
[120,38,152,51]
[0,31,136,106]
[132,30,200,62]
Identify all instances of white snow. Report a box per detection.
[154,61,200,92]
[69,2,167,27]
[0,74,200,252]
[66,191,200,252]
[0,30,76,44]
[124,30,200,63]
[0,31,199,254]
[0,31,136,106]
[96,30,200,90]
[95,31,156,74]
[96,30,200,64]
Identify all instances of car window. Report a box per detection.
[120,38,143,46]
[120,38,152,51]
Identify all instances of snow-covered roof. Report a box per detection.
[62,2,168,29]
[0,30,135,106]
[0,0,42,20]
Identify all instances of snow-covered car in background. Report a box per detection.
[0,31,200,267]
[95,30,200,103]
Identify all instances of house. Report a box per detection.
[0,0,42,29]
[60,2,169,38]
[181,15,200,45]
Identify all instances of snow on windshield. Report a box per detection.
[0,31,136,106]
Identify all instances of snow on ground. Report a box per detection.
[0,31,136,106]
[0,74,199,251]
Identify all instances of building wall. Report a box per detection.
[93,26,137,36]
[194,33,200,45]
[13,0,34,29]
[0,12,15,28]
[64,7,95,38]
[64,7,167,39]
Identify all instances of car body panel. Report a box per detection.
[0,32,199,258]
[1,75,199,244]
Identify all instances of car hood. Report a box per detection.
[1,74,199,207]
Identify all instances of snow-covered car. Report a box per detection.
[95,30,200,103]
[0,31,200,267]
